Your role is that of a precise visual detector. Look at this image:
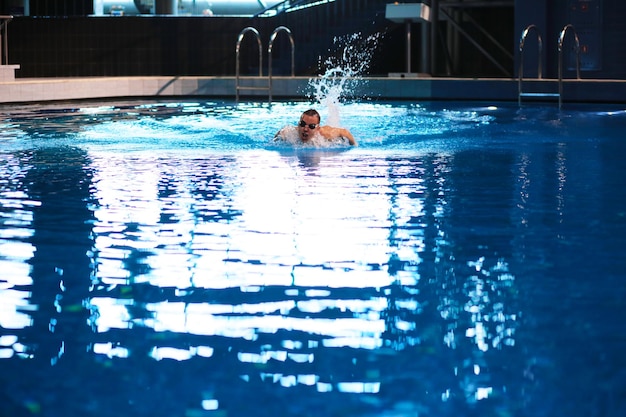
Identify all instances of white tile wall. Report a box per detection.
[0,76,310,104]
[2,76,622,104]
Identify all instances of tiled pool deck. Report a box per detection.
[0,75,625,104]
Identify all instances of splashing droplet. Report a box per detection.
[308,32,382,126]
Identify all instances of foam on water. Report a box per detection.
[269,126,352,148]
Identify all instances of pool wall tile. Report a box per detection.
[2,76,626,104]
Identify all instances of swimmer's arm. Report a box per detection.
[340,128,357,146]
[320,126,358,146]
[273,128,285,141]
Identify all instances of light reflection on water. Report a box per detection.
[1,100,626,416]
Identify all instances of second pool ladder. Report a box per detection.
[235,26,295,103]
[518,24,581,108]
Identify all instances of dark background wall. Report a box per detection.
[2,0,625,79]
[5,0,402,78]
[10,16,256,77]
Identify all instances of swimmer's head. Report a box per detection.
[298,109,320,142]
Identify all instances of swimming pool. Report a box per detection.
[1,99,625,417]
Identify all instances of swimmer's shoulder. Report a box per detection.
[273,125,299,143]
[319,125,357,145]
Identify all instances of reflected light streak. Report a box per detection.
[0,289,34,329]
[296,297,387,314]
[476,386,493,400]
[150,346,194,361]
[85,150,403,293]
[231,152,394,277]
[148,307,385,340]
[238,351,314,364]
[0,164,38,331]
[87,297,133,332]
[201,399,219,411]
[458,259,518,352]
[90,154,169,286]
[0,335,19,359]
[259,373,325,389]
[88,298,387,345]
[292,267,395,288]
[92,342,130,359]
[337,382,381,394]
[0,259,33,287]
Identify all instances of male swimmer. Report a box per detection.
[275,109,357,146]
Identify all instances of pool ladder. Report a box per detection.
[235,26,295,103]
[518,24,581,108]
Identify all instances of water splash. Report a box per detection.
[308,32,381,127]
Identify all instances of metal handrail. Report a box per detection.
[235,27,263,102]
[268,26,295,103]
[518,24,543,106]
[558,24,581,108]
[518,24,581,108]
[235,26,295,103]
[0,15,13,66]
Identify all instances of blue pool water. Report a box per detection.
[1,99,626,417]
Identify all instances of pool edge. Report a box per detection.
[1,76,625,105]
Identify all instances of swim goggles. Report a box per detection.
[299,120,318,129]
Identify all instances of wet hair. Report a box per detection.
[301,109,321,123]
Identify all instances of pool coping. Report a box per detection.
[1,76,625,105]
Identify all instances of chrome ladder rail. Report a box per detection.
[235,27,265,102]
[518,24,553,105]
[268,26,295,103]
[557,24,581,108]
[0,15,13,66]
[235,26,295,103]
[518,24,581,108]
